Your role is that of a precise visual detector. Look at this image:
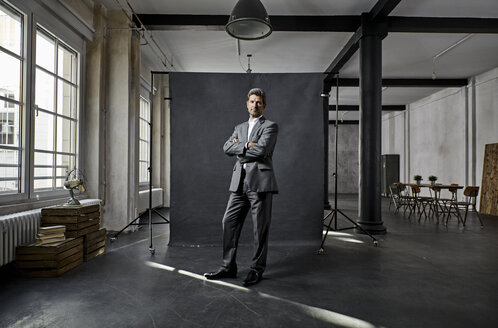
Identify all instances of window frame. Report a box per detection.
[138,95,151,187]
[0,0,86,206]
[31,25,80,198]
[0,1,26,201]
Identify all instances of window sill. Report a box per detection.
[0,195,91,216]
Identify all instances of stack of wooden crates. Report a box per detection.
[15,203,106,277]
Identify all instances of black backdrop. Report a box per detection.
[169,73,323,246]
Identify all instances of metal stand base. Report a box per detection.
[108,70,170,255]
[317,207,378,255]
[317,74,378,255]
[110,208,169,254]
[110,208,169,241]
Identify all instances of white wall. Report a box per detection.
[382,66,498,205]
[329,124,359,194]
[474,68,498,192]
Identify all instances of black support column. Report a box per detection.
[357,13,387,234]
[323,82,332,210]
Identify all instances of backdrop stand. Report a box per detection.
[317,74,378,255]
[110,71,170,255]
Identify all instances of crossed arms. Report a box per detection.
[223,123,278,164]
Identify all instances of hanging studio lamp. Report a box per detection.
[226,0,272,40]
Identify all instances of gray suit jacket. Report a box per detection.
[223,116,278,193]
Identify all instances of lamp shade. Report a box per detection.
[226,0,272,40]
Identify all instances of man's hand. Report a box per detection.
[248,142,257,148]
[232,138,239,142]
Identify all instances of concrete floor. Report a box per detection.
[1,195,498,328]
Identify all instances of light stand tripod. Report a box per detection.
[110,71,170,255]
[317,74,378,255]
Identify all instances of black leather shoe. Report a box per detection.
[242,270,262,287]
[204,268,237,280]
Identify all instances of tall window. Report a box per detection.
[33,28,78,191]
[0,2,22,194]
[139,97,150,185]
[0,0,81,202]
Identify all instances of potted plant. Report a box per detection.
[428,175,438,186]
[414,175,422,185]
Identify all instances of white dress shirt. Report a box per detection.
[244,116,261,168]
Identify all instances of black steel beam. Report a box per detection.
[135,14,361,32]
[134,14,226,30]
[387,17,498,34]
[324,28,362,77]
[324,0,400,82]
[329,78,468,87]
[272,16,360,32]
[329,105,405,111]
[382,78,468,87]
[329,120,359,125]
[370,0,403,21]
[136,14,498,34]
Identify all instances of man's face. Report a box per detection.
[246,94,266,118]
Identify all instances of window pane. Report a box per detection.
[34,178,52,190]
[0,148,19,194]
[139,97,150,184]
[0,103,20,147]
[56,178,65,188]
[58,45,76,83]
[56,116,76,153]
[56,154,75,178]
[34,111,54,151]
[0,4,22,56]
[36,30,55,72]
[0,52,21,101]
[57,80,76,118]
[35,69,55,111]
[34,151,53,190]
[139,162,148,183]
[139,140,148,161]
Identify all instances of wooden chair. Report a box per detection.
[447,184,459,203]
[409,185,433,220]
[446,186,483,226]
[389,183,404,212]
[396,183,414,215]
[429,186,447,222]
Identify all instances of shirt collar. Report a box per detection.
[248,115,262,124]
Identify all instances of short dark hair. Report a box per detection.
[247,88,266,105]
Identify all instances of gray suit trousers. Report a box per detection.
[222,173,273,274]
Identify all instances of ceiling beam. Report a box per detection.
[387,17,498,34]
[136,14,498,34]
[329,120,359,125]
[324,0,401,82]
[329,78,468,87]
[329,105,406,111]
[324,28,361,76]
[135,14,361,32]
[370,0,403,20]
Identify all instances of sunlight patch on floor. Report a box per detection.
[145,261,380,328]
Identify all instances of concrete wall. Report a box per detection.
[59,0,94,30]
[84,3,106,205]
[382,111,406,181]
[328,124,359,194]
[474,68,498,192]
[382,66,498,205]
[83,8,141,231]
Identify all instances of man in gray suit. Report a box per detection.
[204,88,278,286]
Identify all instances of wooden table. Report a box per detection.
[402,183,464,222]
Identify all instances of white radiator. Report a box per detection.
[138,188,163,213]
[0,199,101,267]
[0,209,41,267]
